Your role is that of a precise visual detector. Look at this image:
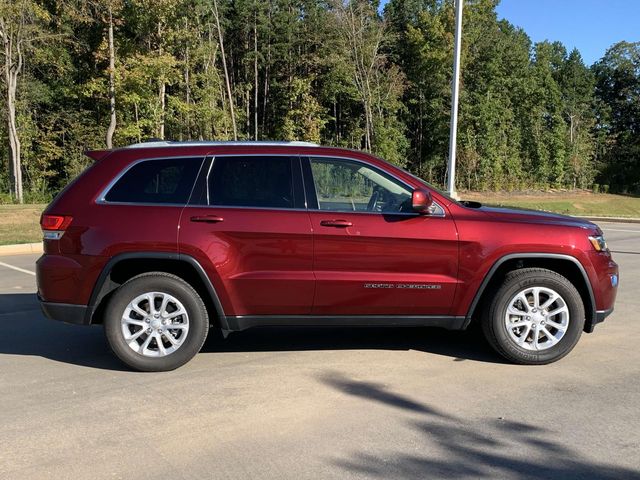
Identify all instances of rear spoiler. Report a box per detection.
[84,149,111,161]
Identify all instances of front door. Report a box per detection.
[179,154,314,316]
[304,156,459,316]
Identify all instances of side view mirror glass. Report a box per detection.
[412,189,433,214]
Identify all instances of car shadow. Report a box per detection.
[316,371,640,479]
[0,293,128,371]
[201,324,504,364]
[0,293,504,370]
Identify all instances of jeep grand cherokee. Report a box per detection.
[36,141,618,371]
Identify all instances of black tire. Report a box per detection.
[104,272,209,371]
[482,268,585,365]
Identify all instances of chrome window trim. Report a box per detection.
[96,155,206,205]
[183,204,312,213]
[96,152,445,218]
[97,201,188,208]
[124,140,319,149]
[183,203,437,218]
[204,155,215,206]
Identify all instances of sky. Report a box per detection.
[496,0,640,65]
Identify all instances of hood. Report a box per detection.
[476,204,598,231]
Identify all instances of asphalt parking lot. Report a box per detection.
[0,223,639,479]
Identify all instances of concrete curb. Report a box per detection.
[0,242,43,256]
[579,216,640,224]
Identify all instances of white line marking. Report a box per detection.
[0,261,36,276]
[601,228,640,233]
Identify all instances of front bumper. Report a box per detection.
[585,307,614,333]
[40,299,89,325]
[583,251,618,332]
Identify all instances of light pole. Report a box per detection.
[447,0,464,199]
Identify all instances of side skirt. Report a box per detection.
[225,315,467,332]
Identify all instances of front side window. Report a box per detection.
[104,157,202,204]
[208,156,294,209]
[310,157,412,213]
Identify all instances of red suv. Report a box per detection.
[36,141,619,371]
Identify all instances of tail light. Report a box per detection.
[41,214,73,239]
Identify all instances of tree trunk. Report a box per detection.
[7,78,22,203]
[157,21,165,140]
[106,6,117,149]
[3,22,23,203]
[246,90,250,134]
[262,2,271,134]
[158,80,166,139]
[212,0,237,140]
[254,11,258,141]
[185,42,191,140]
[134,102,141,143]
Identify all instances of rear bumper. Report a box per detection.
[36,253,105,306]
[39,299,89,325]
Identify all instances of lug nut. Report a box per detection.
[541,321,546,326]
[145,318,150,323]
[146,328,152,334]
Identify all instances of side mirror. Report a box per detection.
[412,189,433,214]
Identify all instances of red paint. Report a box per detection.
[36,143,618,325]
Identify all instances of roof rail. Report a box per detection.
[124,140,319,149]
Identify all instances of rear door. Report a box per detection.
[304,156,459,316]
[178,154,314,316]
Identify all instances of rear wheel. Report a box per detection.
[482,268,585,365]
[104,272,209,371]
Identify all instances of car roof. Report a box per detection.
[86,140,329,161]
[88,140,373,162]
[123,140,320,149]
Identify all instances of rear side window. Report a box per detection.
[104,157,202,204]
[208,156,294,209]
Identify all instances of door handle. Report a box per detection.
[320,219,353,228]
[190,215,224,223]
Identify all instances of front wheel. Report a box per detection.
[482,268,585,365]
[104,272,209,371]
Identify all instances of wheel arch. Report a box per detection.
[465,253,596,333]
[85,252,228,330]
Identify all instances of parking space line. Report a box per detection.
[601,228,640,233]
[0,261,36,276]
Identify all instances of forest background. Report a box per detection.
[1,0,639,204]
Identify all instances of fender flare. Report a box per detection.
[85,252,229,330]
[464,253,596,327]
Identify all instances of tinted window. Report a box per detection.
[209,156,294,208]
[105,158,202,204]
[310,158,412,213]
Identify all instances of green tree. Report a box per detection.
[593,41,640,192]
[0,0,51,202]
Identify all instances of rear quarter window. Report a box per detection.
[104,157,203,204]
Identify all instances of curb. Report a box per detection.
[0,242,43,256]
[579,216,640,224]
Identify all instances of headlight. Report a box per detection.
[589,235,608,252]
